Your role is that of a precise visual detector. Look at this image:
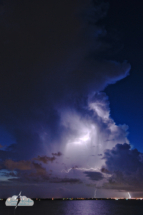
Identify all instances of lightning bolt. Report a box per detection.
[15,192,22,210]
[94,189,97,198]
[128,192,131,199]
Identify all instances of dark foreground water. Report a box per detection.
[1,200,143,215]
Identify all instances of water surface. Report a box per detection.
[1,200,143,215]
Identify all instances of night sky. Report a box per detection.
[0,0,143,198]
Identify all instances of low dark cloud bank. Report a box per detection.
[102,143,143,191]
[50,177,83,184]
[84,171,104,181]
[34,155,56,164]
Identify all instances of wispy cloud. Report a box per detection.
[34,156,56,164]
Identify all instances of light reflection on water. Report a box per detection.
[65,200,118,215]
[1,200,143,215]
[64,200,143,215]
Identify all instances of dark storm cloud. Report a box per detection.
[1,170,17,178]
[32,162,47,176]
[5,159,32,170]
[0,0,88,157]
[86,183,96,187]
[101,167,110,174]
[102,143,143,191]
[2,159,50,183]
[0,154,58,183]
[0,0,131,190]
[0,148,15,161]
[52,152,63,157]
[84,171,104,181]
[5,168,82,184]
[50,177,83,184]
[34,155,56,164]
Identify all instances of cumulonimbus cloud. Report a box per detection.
[0,0,133,197]
[102,143,143,191]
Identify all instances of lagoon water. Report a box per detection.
[1,200,143,215]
